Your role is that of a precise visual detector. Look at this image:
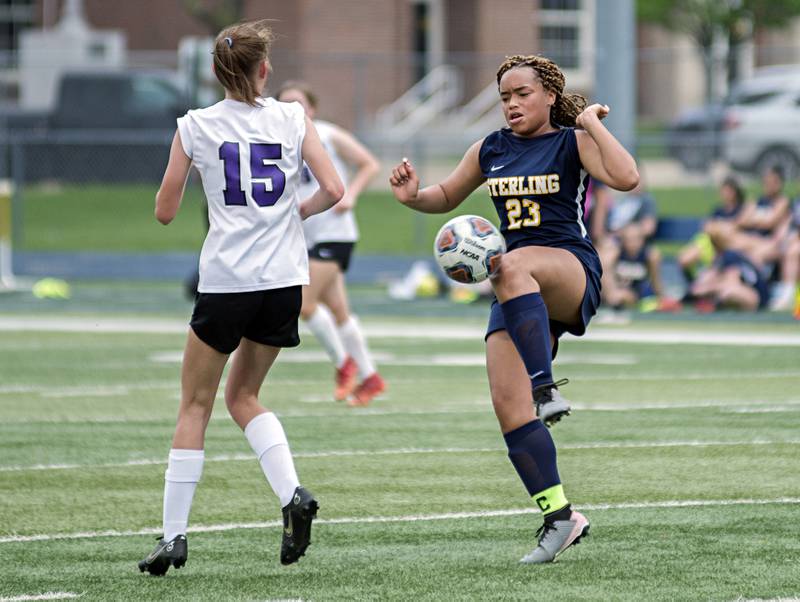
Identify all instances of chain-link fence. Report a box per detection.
[2,42,800,264]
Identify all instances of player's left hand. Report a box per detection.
[576,104,609,129]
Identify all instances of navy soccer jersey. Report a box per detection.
[711,203,742,220]
[479,127,595,259]
[480,126,603,341]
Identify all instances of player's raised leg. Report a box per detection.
[225,337,318,565]
[139,329,227,576]
[491,246,585,426]
[486,331,589,564]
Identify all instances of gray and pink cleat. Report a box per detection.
[520,510,589,564]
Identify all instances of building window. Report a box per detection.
[540,24,579,69]
[537,0,588,72]
[0,0,35,55]
[541,0,580,9]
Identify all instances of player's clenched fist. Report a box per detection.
[389,157,420,204]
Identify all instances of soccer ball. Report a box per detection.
[433,215,506,284]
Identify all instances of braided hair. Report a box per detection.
[212,20,274,107]
[496,54,586,127]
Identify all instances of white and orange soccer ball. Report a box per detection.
[433,215,506,284]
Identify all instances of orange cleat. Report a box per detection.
[334,357,358,401]
[657,297,683,313]
[347,373,387,407]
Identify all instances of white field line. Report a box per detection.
[1,497,798,545]
[2,398,800,424]
[2,316,800,347]
[2,439,799,473]
[722,407,800,414]
[0,594,82,602]
[150,350,638,367]
[573,370,800,382]
[3,369,800,401]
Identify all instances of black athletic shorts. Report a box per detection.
[308,242,355,272]
[190,286,302,354]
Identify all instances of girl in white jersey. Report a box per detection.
[138,21,344,576]
[277,82,385,407]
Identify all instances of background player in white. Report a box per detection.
[138,20,344,575]
[277,81,386,407]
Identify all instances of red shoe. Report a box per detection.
[334,357,358,401]
[657,297,682,313]
[694,299,717,314]
[347,373,386,407]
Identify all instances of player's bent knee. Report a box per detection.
[497,250,527,275]
[224,391,255,412]
[494,252,539,292]
[179,394,214,419]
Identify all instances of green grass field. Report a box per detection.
[1,283,799,601]
[17,183,733,254]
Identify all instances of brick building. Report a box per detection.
[27,0,596,131]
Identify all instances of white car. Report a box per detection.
[722,73,800,180]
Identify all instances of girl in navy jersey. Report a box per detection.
[390,54,638,564]
[138,21,344,575]
[678,176,746,287]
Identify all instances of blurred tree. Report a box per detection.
[183,0,247,34]
[638,0,800,101]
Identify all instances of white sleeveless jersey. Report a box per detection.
[177,98,308,292]
[297,120,359,247]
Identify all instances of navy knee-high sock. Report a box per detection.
[504,419,569,516]
[500,292,553,390]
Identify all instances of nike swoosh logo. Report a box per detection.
[528,370,544,380]
[489,164,505,172]
[145,541,169,563]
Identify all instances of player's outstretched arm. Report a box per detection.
[155,130,192,225]
[575,104,639,192]
[330,125,381,213]
[300,116,345,219]
[389,140,485,214]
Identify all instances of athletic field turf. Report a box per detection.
[1,283,799,601]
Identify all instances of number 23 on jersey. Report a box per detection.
[505,198,541,230]
[219,142,286,207]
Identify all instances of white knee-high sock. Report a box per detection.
[163,448,204,541]
[338,315,376,380]
[306,305,348,368]
[244,412,300,507]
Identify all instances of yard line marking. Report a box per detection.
[1,498,798,544]
[2,440,799,473]
[3,398,800,424]
[575,370,800,382]
[151,350,637,367]
[4,369,799,399]
[723,407,800,414]
[0,381,176,395]
[0,594,82,601]
[5,371,798,403]
[2,316,800,346]
[575,329,800,347]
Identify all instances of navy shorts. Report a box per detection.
[308,242,355,272]
[485,245,602,357]
[632,279,655,300]
[715,250,770,309]
[190,286,302,354]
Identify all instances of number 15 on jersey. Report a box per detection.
[219,142,286,208]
